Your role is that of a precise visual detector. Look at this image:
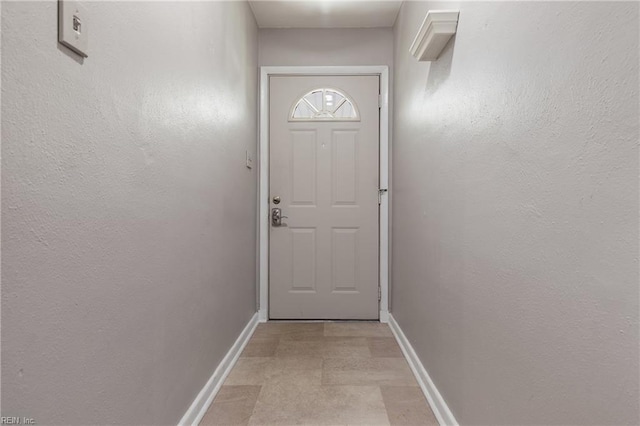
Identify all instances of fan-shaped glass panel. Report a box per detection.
[290,88,359,121]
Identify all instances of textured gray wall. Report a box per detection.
[258,27,394,67]
[392,2,639,425]
[1,2,258,424]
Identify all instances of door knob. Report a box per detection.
[271,208,288,227]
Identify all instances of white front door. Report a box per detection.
[269,75,380,319]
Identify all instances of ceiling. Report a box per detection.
[248,1,403,28]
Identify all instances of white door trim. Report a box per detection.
[258,66,390,323]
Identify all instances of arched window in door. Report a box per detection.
[290,88,359,121]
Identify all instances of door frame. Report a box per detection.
[258,66,390,323]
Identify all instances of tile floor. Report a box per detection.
[200,321,438,426]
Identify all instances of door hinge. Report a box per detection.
[378,188,388,205]
[378,287,382,301]
[378,94,382,108]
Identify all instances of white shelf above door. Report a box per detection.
[410,10,460,61]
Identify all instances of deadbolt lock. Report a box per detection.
[273,196,281,205]
[271,207,288,227]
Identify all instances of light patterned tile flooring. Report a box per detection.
[199,322,438,426]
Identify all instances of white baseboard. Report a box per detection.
[380,310,390,323]
[388,314,458,426]
[178,312,259,426]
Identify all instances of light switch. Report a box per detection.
[246,151,253,169]
[58,0,88,58]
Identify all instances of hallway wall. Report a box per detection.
[1,2,258,424]
[258,27,393,67]
[391,1,639,425]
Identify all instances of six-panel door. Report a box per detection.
[269,75,380,319]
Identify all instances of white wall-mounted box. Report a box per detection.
[410,10,459,61]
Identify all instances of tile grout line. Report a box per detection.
[379,384,394,426]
